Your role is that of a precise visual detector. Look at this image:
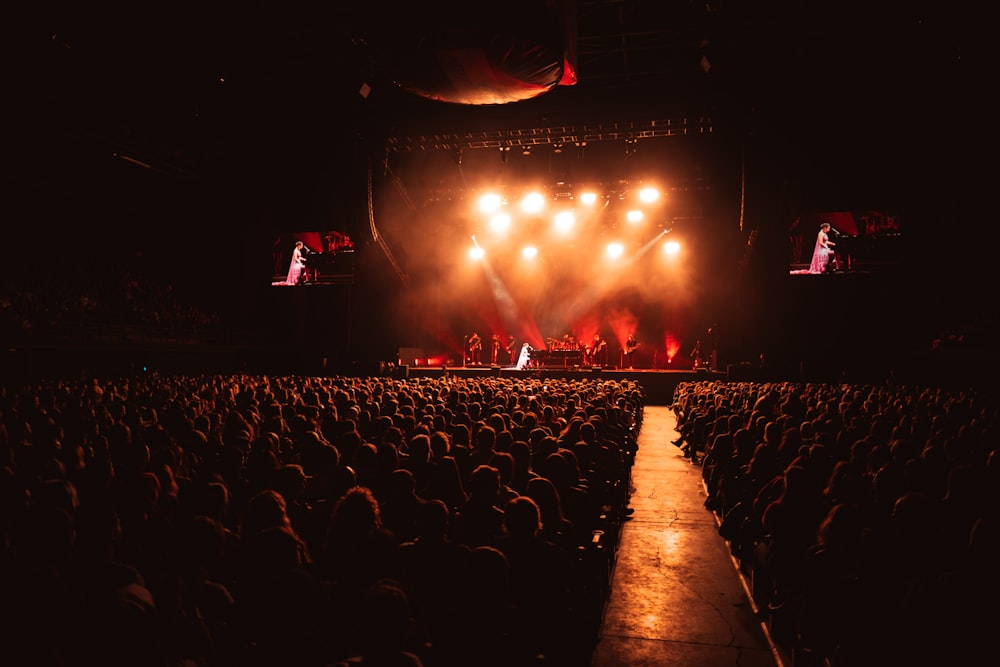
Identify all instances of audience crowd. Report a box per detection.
[0,372,642,667]
[0,242,223,348]
[672,379,1000,667]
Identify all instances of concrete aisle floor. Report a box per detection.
[591,405,785,667]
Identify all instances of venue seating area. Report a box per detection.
[672,379,1000,667]
[0,372,641,666]
[3,310,999,667]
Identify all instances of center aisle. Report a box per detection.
[591,405,784,667]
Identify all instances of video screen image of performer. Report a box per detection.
[808,222,837,274]
[272,240,307,286]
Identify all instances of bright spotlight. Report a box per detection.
[521,192,546,214]
[663,240,681,256]
[626,210,644,223]
[522,246,539,260]
[469,246,485,260]
[478,192,503,214]
[605,243,625,259]
[553,210,575,233]
[639,187,660,203]
[489,212,511,233]
[579,191,598,205]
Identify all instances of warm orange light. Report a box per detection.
[664,334,681,359]
[553,210,575,233]
[521,192,546,214]
[478,192,503,214]
[489,213,512,234]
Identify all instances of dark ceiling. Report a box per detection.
[2,0,986,358]
[5,0,972,266]
[10,2,961,174]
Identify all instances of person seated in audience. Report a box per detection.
[332,578,425,667]
[496,495,576,662]
[452,465,506,548]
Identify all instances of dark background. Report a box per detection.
[2,1,987,381]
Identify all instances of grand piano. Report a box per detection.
[529,346,585,368]
[816,211,900,271]
[302,233,356,284]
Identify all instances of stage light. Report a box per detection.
[626,210,644,223]
[521,192,546,214]
[522,246,538,260]
[605,243,625,259]
[639,187,660,203]
[553,210,575,233]
[579,191,598,205]
[489,212,512,233]
[478,192,503,214]
[469,246,485,260]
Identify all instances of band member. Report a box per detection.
[624,334,639,368]
[506,335,517,365]
[690,340,704,370]
[468,332,482,365]
[591,333,608,367]
[490,334,501,365]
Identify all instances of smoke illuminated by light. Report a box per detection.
[367,153,719,363]
[664,333,682,361]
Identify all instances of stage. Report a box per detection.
[398,365,728,405]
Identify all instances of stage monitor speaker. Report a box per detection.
[591,366,602,373]
[398,347,425,367]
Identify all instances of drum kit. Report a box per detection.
[546,335,581,352]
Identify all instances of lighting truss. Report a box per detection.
[384,117,712,152]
